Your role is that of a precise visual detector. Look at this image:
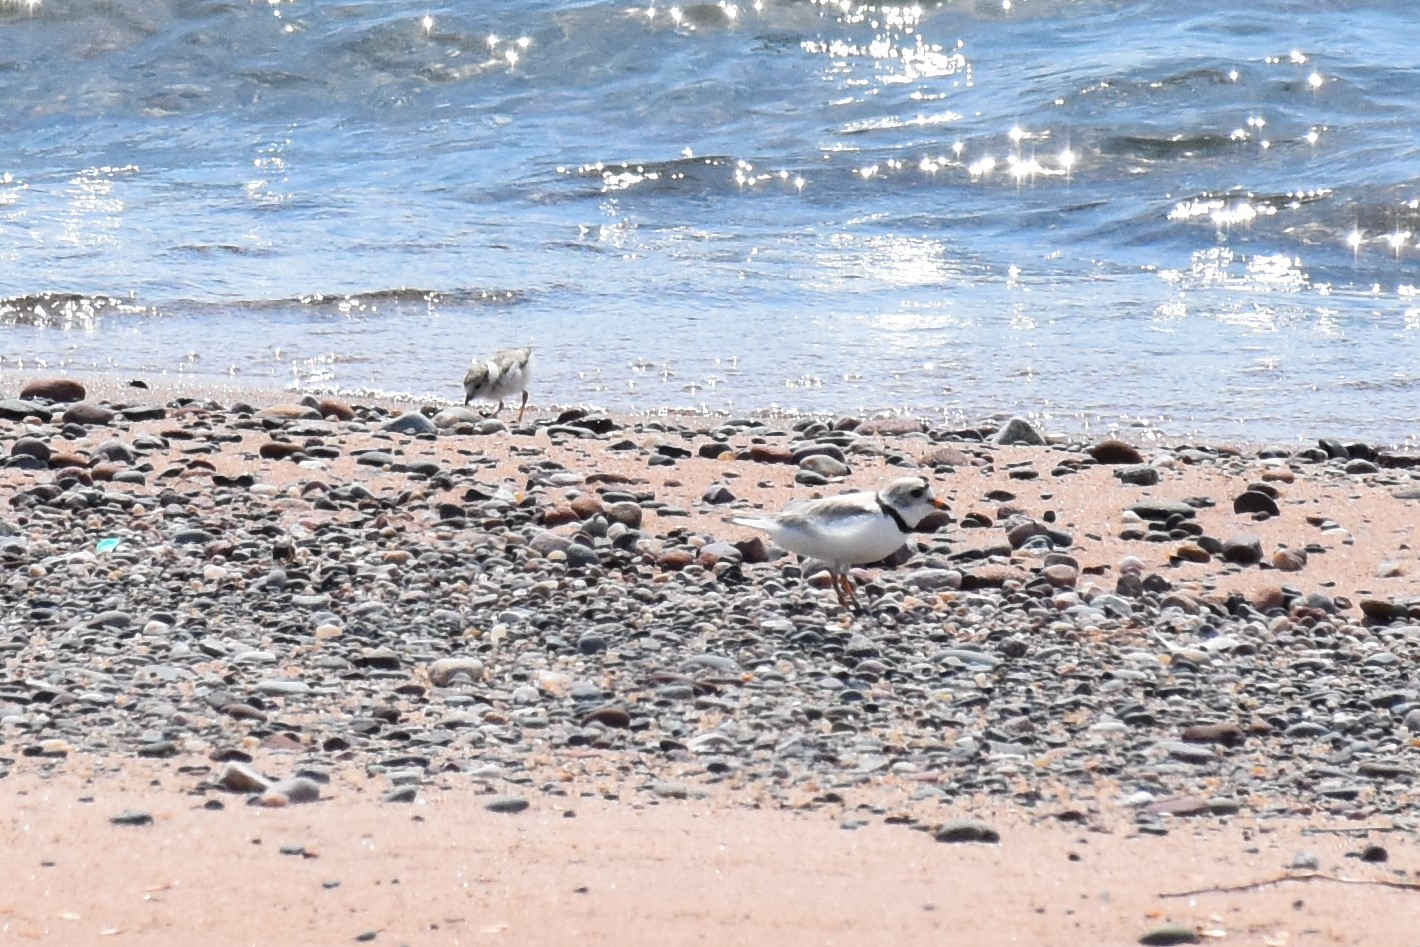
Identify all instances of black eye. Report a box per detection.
[910,487,924,498]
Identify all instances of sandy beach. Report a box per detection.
[2,377,1419,945]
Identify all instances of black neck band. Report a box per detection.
[876,494,911,533]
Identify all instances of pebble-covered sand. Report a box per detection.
[2,377,1419,945]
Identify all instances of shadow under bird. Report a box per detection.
[463,347,534,422]
[731,475,947,610]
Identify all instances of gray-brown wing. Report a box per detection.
[773,494,876,531]
[463,361,491,394]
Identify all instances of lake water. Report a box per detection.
[4,0,1420,443]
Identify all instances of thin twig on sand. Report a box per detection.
[1161,873,1420,899]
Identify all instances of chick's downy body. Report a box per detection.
[464,347,534,421]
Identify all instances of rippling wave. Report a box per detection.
[3,0,1420,442]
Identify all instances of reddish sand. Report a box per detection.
[1,765,1417,947]
[4,387,1420,944]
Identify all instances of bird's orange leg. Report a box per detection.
[516,390,528,423]
[835,572,861,611]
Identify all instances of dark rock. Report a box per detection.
[1089,439,1144,464]
[1317,437,1349,459]
[1138,926,1199,946]
[1233,490,1280,516]
[20,378,86,403]
[577,631,609,655]
[1220,535,1263,564]
[137,739,179,758]
[732,535,769,563]
[317,399,356,421]
[1180,723,1244,747]
[62,402,116,425]
[117,405,166,422]
[262,777,322,805]
[563,414,619,434]
[745,446,794,464]
[260,441,305,461]
[11,437,51,463]
[485,795,530,814]
[581,706,632,728]
[1359,599,1404,624]
[933,818,1000,844]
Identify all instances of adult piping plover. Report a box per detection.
[732,475,946,610]
[463,346,534,422]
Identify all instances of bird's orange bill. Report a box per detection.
[932,498,948,509]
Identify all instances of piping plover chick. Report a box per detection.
[463,346,534,422]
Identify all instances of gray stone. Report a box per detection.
[565,544,599,568]
[529,531,572,556]
[1129,499,1196,521]
[433,406,485,428]
[605,501,643,529]
[798,454,850,478]
[95,440,138,464]
[428,657,485,687]
[992,416,1046,446]
[1113,464,1160,487]
[382,411,437,435]
[355,450,397,467]
[264,777,322,805]
[0,400,52,421]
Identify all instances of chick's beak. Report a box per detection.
[932,498,948,510]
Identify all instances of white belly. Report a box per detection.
[766,514,906,568]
